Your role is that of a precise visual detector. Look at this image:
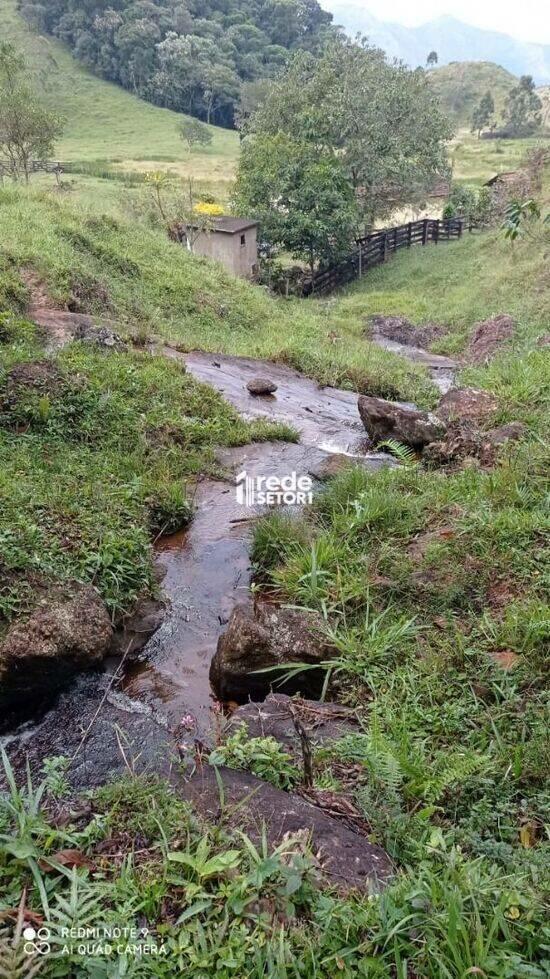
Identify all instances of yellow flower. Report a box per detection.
[505,906,521,920]
[194,202,224,216]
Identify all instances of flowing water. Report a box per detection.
[2,352,396,788]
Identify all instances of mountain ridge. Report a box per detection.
[325,4,550,83]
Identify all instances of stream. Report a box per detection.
[3,345,454,789]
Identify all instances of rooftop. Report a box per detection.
[210,217,259,234]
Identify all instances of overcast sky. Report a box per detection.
[325,1,550,45]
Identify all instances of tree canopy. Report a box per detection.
[471,91,495,137]
[18,0,336,128]
[503,75,542,137]
[238,39,452,230]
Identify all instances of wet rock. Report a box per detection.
[180,765,393,894]
[357,395,446,448]
[246,377,278,396]
[74,321,128,352]
[226,693,359,761]
[308,452,396,481]
[424,419,525,469]
[367,314,445,348]
[437,387,498,424]
[467,314,515,364]
[2,673,176,790]
[210,603,336,702]
[0,584,112,718]
[110,596,165,658]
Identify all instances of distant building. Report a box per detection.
[175,217,259,280]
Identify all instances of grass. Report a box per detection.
[245,223,549,976]
[428,61,517,126]
[450,130,550,186]
[0,186,438,406]
[1,0,239,206]
[0,315,292,628]
[0,129,548,976]
[331,222,550,357]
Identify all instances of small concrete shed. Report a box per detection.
[190,217,259,280]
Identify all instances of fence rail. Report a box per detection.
[0,159,70,181]
[302,217,464,297]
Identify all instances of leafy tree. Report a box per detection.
[235,132,359,279]
[179,116,213,150]
[504,75,542,137]
[0,42,62,182]
[470,91,495,137]
[242,38,452,227]
[20,0,336,128]
[426,50,438,67]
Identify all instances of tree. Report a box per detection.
[242,39,452,227]
[20,0,336,128]
[427,50,438,68]
[504,75,542,137]
[179,116,213,150]
[235,133,359,280]
[470,91,495,137]
[0,43,62,182]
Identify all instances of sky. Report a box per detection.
[324,1,550,45]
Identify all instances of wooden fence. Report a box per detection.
[0,159,69,182]
[301,217,464,297]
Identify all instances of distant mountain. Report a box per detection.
[325,6,550,84]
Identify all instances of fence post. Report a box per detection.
[422,219,429,245]
[458,219,463,238]
[358,245,362,278]
[434,220,440,245]
[408,222,412,247]
[382,232,388,262]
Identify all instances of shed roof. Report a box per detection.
[211,217,259,235]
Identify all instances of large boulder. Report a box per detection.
[0,584,113,719]
[467,314,515,364]
[181,765,393,895]
[210,603,336,701]
[358,395,446,448]
[437,387,498,424]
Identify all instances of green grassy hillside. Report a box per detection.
[1,0,239,193]
[429,60,517,125]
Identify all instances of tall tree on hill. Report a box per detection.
[427,50,438,68]
[240,38,452,229]
[471,91,495,137]
[504,75,542,136]
[0,42,62,182]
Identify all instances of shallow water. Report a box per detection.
[3,352,394,788]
